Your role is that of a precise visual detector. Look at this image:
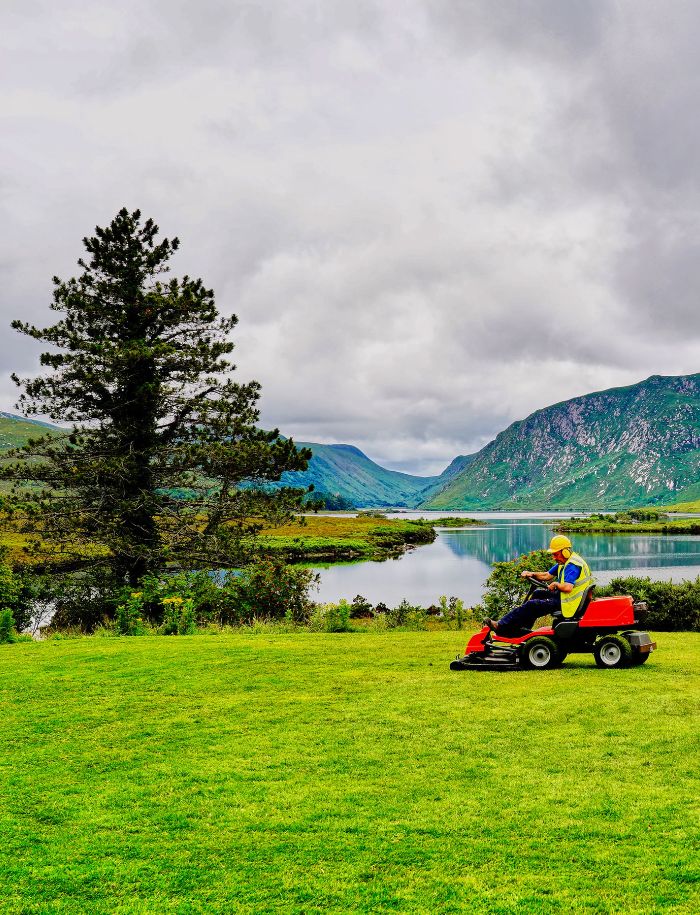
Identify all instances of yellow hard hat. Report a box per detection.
[547,535,572,554]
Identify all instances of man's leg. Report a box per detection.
[489,590,560,634]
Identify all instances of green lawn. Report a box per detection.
[0,632,698,914]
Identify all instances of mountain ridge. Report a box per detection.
[419,373,700,509]
[1,373,698,510]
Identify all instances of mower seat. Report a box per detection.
[551,585,596,638]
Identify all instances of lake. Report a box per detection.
[312,512,700,607]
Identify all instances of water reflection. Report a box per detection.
[438,525,700,569]
[314,516,700,607]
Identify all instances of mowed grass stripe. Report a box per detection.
[0,632,697,913]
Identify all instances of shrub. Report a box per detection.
[135,571,220,626]
[0,561,38,632]
[350,594,373,618]
[114,592,147,636]
[0,609,16,644]
[308,601,352,632]
[386,599,428,630]
[438,595,471,629]
[219,560,319,624]
[160,596,197,635]
[48,569,122,632]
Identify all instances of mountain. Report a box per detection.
[279,443,445,509]
[420,374,700,510]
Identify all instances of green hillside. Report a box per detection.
[279,443,443,508]
[421,374,700,510]
[279,444,476,509]
[0,413,62,450]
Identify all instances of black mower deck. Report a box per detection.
[450,646,520,671]
[450,657,519,671]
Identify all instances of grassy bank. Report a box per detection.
[0,515,482,570]
[557,512,700,534]
[257,515,441,561]
[0,631,697,913]
[664,499,700,512]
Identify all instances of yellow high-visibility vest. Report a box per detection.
[557,552,593,618]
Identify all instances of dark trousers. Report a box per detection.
[498,589,560,633]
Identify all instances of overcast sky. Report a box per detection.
[2,1,700,474]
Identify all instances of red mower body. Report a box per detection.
[577,595,634,628]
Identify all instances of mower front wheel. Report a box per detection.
[519,636,560,670]
[594,634,632,669]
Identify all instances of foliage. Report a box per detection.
[384,599,429,630]
[130,570,220,626]
[160,596,197,636]
[481,549,552,618]
[430,517,485,527]
[44,569,122,632]
[438,594,471,629]
[257,514,436,561]
[597,576,700,631]
[0,557,35,632]
[114,592,148,636]
[349,594,374,618]
[308,600,352,632]
[303,490,356,511]
[556,509,700,535]
[0,609,16,644]
[1,208,310,590]
[217,560,319,625]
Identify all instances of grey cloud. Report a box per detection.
[2,1,700,473]
[427,0,607,61]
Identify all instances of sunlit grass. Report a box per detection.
[0,630,697,913]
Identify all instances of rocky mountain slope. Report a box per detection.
[420,374,700,510]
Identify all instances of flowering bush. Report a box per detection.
[114,592,147,635]
[160,596,197,635]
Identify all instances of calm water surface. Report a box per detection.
[312,512,700,607]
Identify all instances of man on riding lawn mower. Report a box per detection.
[484,535,593,635]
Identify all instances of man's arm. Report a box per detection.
[547,563,581,593]
[547,580,573,593]
[521,570,555,582]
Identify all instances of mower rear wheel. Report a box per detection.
[519,636,559,670]
[594,634,632,669]
[629,648,650,666]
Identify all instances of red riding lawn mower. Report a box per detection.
[450,584,657,671]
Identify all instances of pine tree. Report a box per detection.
[2,208,310,587]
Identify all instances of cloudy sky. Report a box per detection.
[2,1,700,474]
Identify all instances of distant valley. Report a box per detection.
[2,373,699,510]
